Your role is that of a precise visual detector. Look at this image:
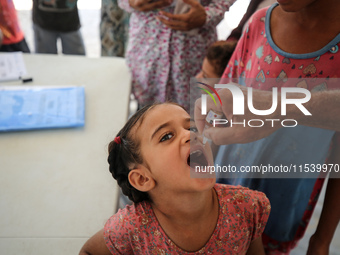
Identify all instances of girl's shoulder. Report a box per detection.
[105,201,152,231]
[247,4,272,24]
[103,201,155,253]
[239,5,272,43]
[215,183,271,241]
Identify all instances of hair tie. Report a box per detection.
[114,136,121,144]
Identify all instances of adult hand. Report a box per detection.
[129,0,172,12]
[194,85,281,145]
[157,0,207,31]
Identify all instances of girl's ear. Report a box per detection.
[128,166,155,192]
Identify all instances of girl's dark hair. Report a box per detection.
[206,40,237,77]
[107,103,160,203]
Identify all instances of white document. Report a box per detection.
[0,52,28,82]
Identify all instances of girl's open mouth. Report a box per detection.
[187,148,209,169]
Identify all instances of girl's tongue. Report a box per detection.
[187,149,209,169]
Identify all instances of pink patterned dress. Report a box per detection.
[218,4,340,253]
[118,0,235,110]
[104,184,271,254]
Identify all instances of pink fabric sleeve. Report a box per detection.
[220,34,244,80]
[251,190,271,241]
[103,209,134,254]
[221,8,266,81]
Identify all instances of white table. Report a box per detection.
[0,54,131,254]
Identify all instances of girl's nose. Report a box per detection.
[188,129,198,144]
[181,128,192,144]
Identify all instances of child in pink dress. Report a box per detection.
[79,103,271,255]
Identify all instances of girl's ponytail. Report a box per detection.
[107,104,159,203]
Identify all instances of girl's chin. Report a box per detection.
[190,166,216,179]
[190,173,216,188]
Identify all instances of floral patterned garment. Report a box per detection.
[118,0,236,110]
[104,184,271,254]
[100,0,130,57]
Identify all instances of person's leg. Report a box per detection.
[60,30,86,55]
[33,24,58,54]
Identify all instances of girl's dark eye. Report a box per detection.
[189,126,198,132]
[160,133,174,142]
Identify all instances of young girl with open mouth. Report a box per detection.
[79,102,271,255]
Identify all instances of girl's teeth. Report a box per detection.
[190,150,202,156]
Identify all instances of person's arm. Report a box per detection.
[157,0,207,31]
[157,0,236,31]
[79,229,112,255]
[246,237,265,255]
[290,90,340,131]
[306,139,340,255]
[194,87,340,145]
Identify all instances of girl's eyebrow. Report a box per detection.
[151,117,191,140]
[151,122,170,140]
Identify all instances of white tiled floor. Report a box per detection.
[12,3,340,255]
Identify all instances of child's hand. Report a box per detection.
[129,0,173,12]
[157,0,206,31]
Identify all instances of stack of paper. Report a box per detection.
[0,52,27,82]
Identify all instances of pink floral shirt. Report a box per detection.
[222,4,340,86]
[118,0,235,110]
[104,184,271,254]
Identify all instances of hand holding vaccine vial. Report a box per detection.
[203,110,223,144]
